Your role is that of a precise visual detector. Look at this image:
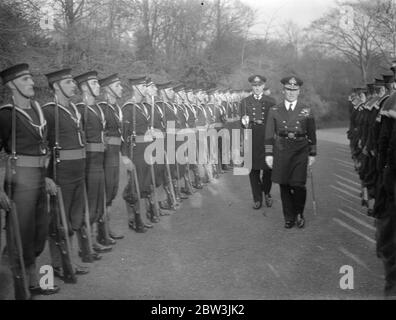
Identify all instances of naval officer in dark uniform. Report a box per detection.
[240,75,275,210]
[265,76,317,229]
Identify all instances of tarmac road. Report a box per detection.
[0,127,386,299]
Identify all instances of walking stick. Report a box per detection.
[309,166,317,216]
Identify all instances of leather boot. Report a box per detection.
[192,166,203,189]
[162,184,177,211]
[212,164,220,179]
[173,179,187,201]
[127,202,149,232]
[104,207,124,240]
[217,162,223,174]
[134,212,147,233]
[97,217,116,246]
[203,164,212,183]
[159,190,173,210]
[182,174,194,195]
[76,228,101,263]
[147,192,160,223]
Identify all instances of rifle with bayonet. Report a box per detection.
[5,97,31,300]
[50,96,76,283]
[129,103,147,228]
[194,97,210,183]
[171,101,184,198]
[162,101,178,210]
[182,101,195,194]
[80,103,94,262]
[97,105,111,245]
[149,96,161,219]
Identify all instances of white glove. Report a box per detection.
[122,156,135,171]
[241,115,249,127]
[45,177,57,196]
[308,156,316,167]
[266,156,273,169]
[389,109,396,120]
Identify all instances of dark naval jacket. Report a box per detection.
[240,93,276,170]
[265,100,317,185]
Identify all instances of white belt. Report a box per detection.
[86,143,105,152]
[15,155,48,168]
[106,136,122,146]
[196,126,208,131]
[134,135,153,143]
[59,148,86,160]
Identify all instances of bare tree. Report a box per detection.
[309,1,381,82]
[361,0,396,62]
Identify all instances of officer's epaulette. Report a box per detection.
[42,102,55,108]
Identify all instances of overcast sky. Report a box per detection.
[240,0,339,37]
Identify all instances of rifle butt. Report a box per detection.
[6,203,31,300]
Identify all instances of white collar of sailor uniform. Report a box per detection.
[16,101,47,138]
[284,100,297,111]
[106,102,123,122]
[253,93,263,100]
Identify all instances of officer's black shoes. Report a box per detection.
[296,214,305,228]
[29,285,60,296]
[253,201,262,210]
[109,231,124,240]
[284,221,295,229]
[92,243,112,253]
[264,194,273,207]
